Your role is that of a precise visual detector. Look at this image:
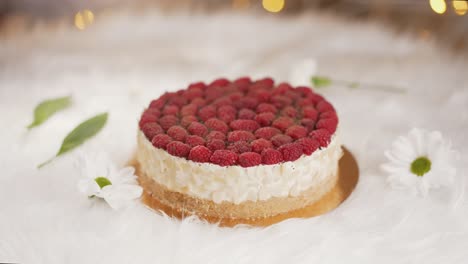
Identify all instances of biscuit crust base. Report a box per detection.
[132,148,358,227]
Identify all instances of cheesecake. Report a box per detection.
[136,77,342,224]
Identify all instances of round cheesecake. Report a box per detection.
[136,77,342,223]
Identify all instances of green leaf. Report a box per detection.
[38,112,108,168]
[58,112,108,155]
[311,76,332,88]
[94,176,112,189]
[27,96,72,129]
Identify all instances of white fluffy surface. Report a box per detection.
[1,10,468,263]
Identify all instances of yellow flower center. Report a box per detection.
[410,156,432,177]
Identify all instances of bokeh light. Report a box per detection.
[452,0,468,15]
[74,9,94,30]
[262,0,285,13]
[429,0,447,14]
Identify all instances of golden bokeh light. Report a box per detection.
[74,9,94,30]
[429,0,447,14]
[452,0,468,15]
[232,0,251,10]
[262,0,285,13]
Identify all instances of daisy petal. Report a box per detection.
[100,184,143,210]
[381,128,457,197]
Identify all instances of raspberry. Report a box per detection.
[141,123,163,140]
[272,117,295,131]
[168,97,188,108]
[167,125,188,141]
[261,149,283,165]
[224,85,238,94]
[209,78,230,87]
[316,118,338,134]
[295,86,313,96]
[228,92,244,101]
[185,135,206,148]
[180,115,198,128]
[210,150,238,166]
[198,105,217,121]
[159,115,179,131]
[227,141,252,154]
[234,97,258,110]
[271,134,293,147]
[307,93,324,104]
[256,103,277,114]
[250,138,273,153]
[212,97,232,108]
[184,89,204,101]
[227,130,255,142]
[207,139,225,151]
[285,125,308,140]
[252,90,270,103]
[274,83,292,95]
[296,138,320,155]
[206,131,226,141]
[163,105,179,116]
[187,122,208,137]
[229,119,260,132]
[320,111,338,119]
[188,145,212,163]
[188,82,206,90]
[254,77,274,89]
[234,77,252,85]
[309,129,332,147]
[254,127,281,140]
[278,143,303,162]
[217,105,237,123]
[285,90,301,100]
[255,112,276,126]
[139,113,158,128]
[271,95,292,108]
[190,97,206,107]
[296,98,314,107]
[302,106,319,120]
[166,141,191,158]
[233,76,251,89]
[144,108,161,118]
[149,98,166,109]
[316,100,335,112]
[205,90,224,103]
[180,104,198,116]
[300,118,316,131]
[205,118,229,134]
[238,109,256,120]
[281,106,298,118]
[238,152,262,167]
[151,134,172,149]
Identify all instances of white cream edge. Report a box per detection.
[137,130,343,204]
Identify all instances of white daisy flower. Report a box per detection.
[289,58,317,86]
[76,151,142,209]
[381,128,458,196]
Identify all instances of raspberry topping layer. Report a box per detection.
[139,77,338,167]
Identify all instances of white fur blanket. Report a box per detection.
[1,9,467,264]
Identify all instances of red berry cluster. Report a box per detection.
[139,77,338,167]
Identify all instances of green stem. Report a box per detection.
[332,79,406,94]
[37,156,55,169]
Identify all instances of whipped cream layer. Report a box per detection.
[137,131,343,204]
